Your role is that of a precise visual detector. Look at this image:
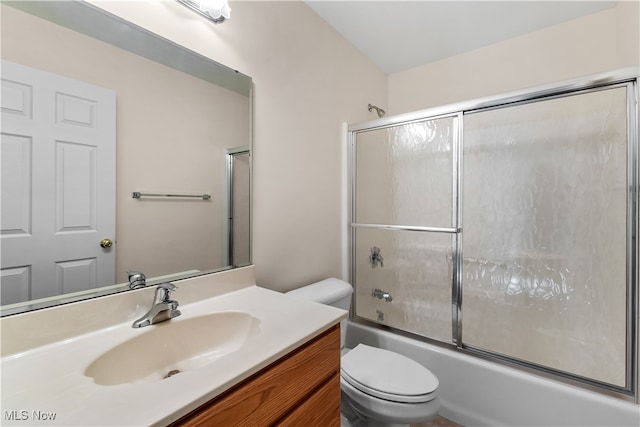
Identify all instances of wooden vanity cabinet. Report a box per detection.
[171,324,341,427]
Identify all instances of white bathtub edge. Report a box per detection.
[346,321,640,427]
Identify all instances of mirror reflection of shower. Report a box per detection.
[368,103,386,118]
[226,147,251,268]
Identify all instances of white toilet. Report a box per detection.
[287,278,440,427]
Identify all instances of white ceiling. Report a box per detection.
[305,1,617,74]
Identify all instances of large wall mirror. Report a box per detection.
[0,1,252,316]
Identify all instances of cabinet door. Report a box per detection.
[277,374,340,427]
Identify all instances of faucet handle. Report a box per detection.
[157,282,176,291]
[127,271,147,289]
[156,282,177,302]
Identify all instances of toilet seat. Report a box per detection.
[340,344,439,404]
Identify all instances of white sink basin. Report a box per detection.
[85,311,260,385]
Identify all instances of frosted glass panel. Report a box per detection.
[462,87,628,386]
[355,117,455,227]
[354,227,453,342]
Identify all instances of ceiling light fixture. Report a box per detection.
[177,0,231,24]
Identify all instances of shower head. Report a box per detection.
[368,103,386,118]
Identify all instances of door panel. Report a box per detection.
[462,86,629,387]
[0,267,30,304]
[1,134,31,236]
[1,60,115,304]
[56,141,97,232]
[56,258,97,295]
[354,116,456,228]
[354,227,454,342]
[352,115,459,343]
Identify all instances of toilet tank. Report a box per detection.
[286,278,353,310]
[286,278,353,348]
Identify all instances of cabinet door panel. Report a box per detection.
[277,374,340,427]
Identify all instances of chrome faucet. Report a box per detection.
[132,282,181,328]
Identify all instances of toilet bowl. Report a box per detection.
[340,343,439,426]
[286,278,440,427]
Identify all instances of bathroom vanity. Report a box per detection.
[0,267,345,426]
[172,325,340,426]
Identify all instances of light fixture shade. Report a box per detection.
[177,0,231,24]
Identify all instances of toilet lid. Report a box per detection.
[341,344,439,403]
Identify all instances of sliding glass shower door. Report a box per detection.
[349,73,637,395]
[352,115,459,342]
[462,85,631,387]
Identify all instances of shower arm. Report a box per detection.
[368,103,386,118]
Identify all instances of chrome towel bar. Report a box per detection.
[132,192,211,200]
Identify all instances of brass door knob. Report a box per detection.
[100,238,114,248]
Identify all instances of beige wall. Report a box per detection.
[388,1,639,114]
[85,0,388,291]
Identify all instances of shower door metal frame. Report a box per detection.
[348,112,462,344]
[348,67,639,403]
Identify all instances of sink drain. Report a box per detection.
[163,369,181,379]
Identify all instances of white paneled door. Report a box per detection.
[1,60,116,304]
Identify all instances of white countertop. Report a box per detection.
[1,280,345,426]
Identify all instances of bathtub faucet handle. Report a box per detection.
[372,288,393,302]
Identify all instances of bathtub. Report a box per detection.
[345,321,640,427]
